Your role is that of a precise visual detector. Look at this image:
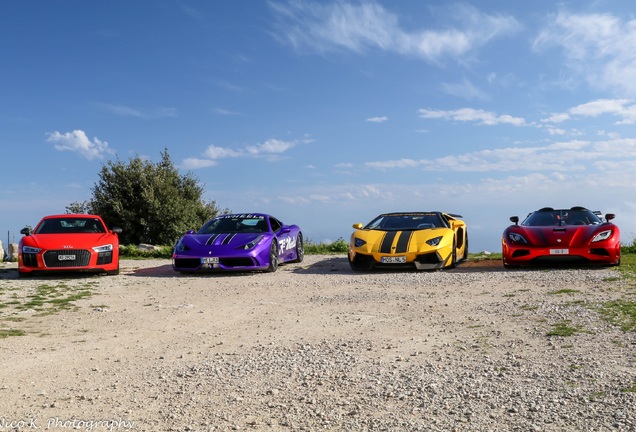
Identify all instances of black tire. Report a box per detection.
[106,266,120,276]
[462,233,469,261]
[267,240,279,272]
[292,233,304,263]
[447,239,457,269]
[347,254,360,271]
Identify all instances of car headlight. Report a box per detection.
[22,246,41,254]
[354,237,366,248]
[92,244,113,253]
[426,236,443,247]
[592,230,612,242]
[508,233,527,244]
[240,235,264,250]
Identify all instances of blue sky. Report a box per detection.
[2,1,636,253]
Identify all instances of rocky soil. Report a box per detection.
[0,256,635,431]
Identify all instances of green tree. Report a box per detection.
[81,149,225,245]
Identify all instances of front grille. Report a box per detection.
[220,257,255,267]
[174,258,201,269]
[415,252,441,265]
[512,250,531,258]
[590,248,610,257]
[22,253,38,267]
[43,249,91,268]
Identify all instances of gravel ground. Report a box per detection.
[0,255,635,431]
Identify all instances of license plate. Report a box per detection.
[202,257,219,264]
[381,256,406,264]
[58,255,76,261]
[550,249,569,255]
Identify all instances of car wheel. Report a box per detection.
[267,240,279,272]
[106,266,120,276]
[347,254,361,271]
[462,233,469,261]
[293,233,304,263]
[447,239,457,269]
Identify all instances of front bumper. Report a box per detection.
[172,252,269,272]
[348,249,453,271]
[502,241,620,266]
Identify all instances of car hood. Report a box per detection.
[515,225,610,247]
[21,233,118,249]
[182,233,267,248]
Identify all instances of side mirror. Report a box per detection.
[186,230,196,234]
[112,227,123,234]
[20,226,32,236]
[510,216,519,225]
[352,223,363,229]
[605,213,615,222]
[281,227,291,234]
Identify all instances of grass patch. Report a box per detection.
[305,238,349,254]
[549,288,580,295]
[0,328,26,338]
[617,251,636,281]
[621,383,636,393]
[546,320,586,337]
[597,300,636,332]
[0,282,95,337]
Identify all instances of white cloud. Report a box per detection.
[365,116,388,123]
[183,138,306,169]
[363,137,636,173]
[541,99,636,125]
[534,11,636,96]
[541,113,570,123]
[203,145,242,159]
[270,1,520,63]
[247,138,297,155]
[418,108,526,126]
[46,130,114,160]
[569,99,631,117]
[180,158,218,169]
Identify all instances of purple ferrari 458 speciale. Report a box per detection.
[172,213,304,273]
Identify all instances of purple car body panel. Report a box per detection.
[172,213,303,273]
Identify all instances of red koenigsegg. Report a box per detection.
[502,206,620,268]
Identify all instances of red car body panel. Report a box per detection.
[18,214,121,277]
[502,207,620,267]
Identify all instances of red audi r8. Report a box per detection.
[18,214,122,277]
[502,206,620,268]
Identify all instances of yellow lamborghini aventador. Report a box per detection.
[348,212,468,271]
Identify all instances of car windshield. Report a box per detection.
[198,215,269,234]
[365,213,446,231]
[35,218,106,234]
[522,208,602,227]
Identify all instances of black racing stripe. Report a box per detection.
[206,234,220,245]
[395,231,413,253]
[380,231,397,253]
[221,233,236,245]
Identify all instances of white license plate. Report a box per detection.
[58,255,76,261]
[549,249,569,255]
[381,256,406,264]
[202,257,219,264]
